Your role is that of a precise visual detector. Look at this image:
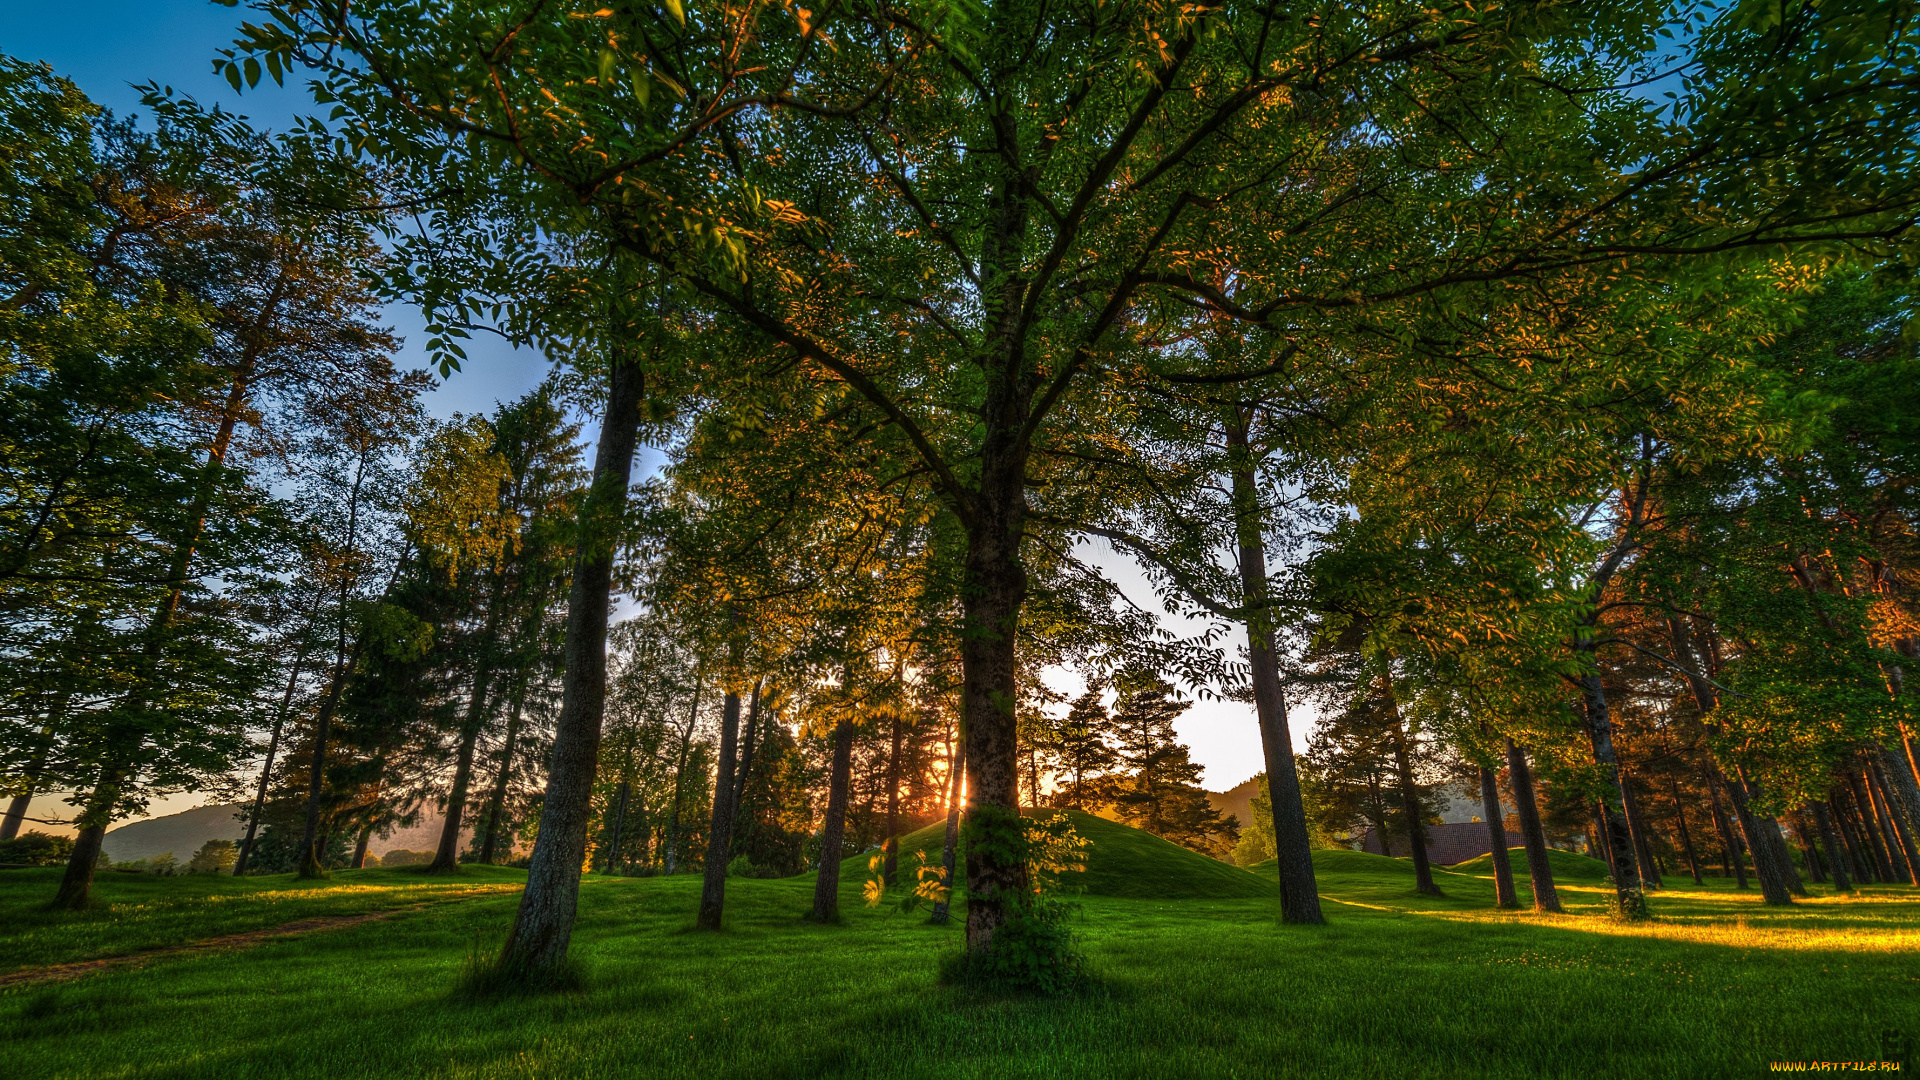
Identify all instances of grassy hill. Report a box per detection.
[1450,846,1611,881]
[843,808,1271,900]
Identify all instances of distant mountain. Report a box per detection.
[100,804,472,863]
[102,804,246,862]
[1206,775,1259,829]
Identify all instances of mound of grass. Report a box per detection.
[1450,846,1611,881]
[845,808,1271,900]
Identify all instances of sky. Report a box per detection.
[4,4,1290,833]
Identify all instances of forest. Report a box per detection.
[2,0,1918,1076]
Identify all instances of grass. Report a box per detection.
[858,808,1270,899]
[2,828,1917,1079]
[0,865,527,973]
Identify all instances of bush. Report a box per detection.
[0,831,73,866]
[115,852,180,876]
[939,899,1088,995]
[380,848,432,867]
[187,839,237,874]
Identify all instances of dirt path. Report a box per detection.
[0,885,521,990]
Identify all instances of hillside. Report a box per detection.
[99,805,470,863]
[844,808,1271,900]
[1450,846,1610,881]
[1205,775,1259,830]
[102,805,247,862]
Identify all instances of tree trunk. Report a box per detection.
[351,822,373,869]
[1665,774,1704,885]
[431,596,502,873]
[662,675,703,875]
[605,779,631,874]
[1224,418,1322,924]
[810,718,856,923]
[1591,801,1615,877]
[1703,768,1747,886]
[1503,739,1561,913]
[1871,754,1920,884]
[931,733,965,926]
[1576,671,1645,915]
[697,687,743,931]
[1831,794,1873,883]
[298,450,375,880]
[495,351,643,979]
[53,347,266,906]
[1810,800,1852,894]
[1846,767,1898,881]
[1666,616,1795,901]
[478,682,527,865]
[881,712,905,885]
[1,706,62,842]
[1381,678,1440,897]
[958,468,1031,954]
[1619,770,1664,890]
[1789,812,1824,883]
[235,645,310,875]
[429,702,485,873]
[1866,760,1918,884]
[1479,765,1517,910]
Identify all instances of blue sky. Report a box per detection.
[1,2,554,421]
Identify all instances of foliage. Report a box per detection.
[185,840,236,875]
[0,831,72,866]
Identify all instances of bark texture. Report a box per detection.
[1504,739,1561,913]
[697,688,743,931]
[810,719,857,923]
[495,354,643,977]
[1479,765,1517,910]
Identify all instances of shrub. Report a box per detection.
[115,852,180,876]
[380,848,432,867]
[0,831,73,866]
[187,840,237,874]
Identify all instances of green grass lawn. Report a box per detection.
[2,844,1916,1079]
[0,865,527,973]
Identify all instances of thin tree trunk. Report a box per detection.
[1831,793,1873,883]
[605,779,631,874]
[1479,765,1517,909]
[297,450,374,880]
[1704,769,1747,887]
[881,712,905,885]
[697,686,744,930]
[495,351,644,979]
[479,681,527,865]
[1577,671,1646,915]
[1381,677,1440,897]
[810,718,856,923]
[1503,739,1561,913]
[1592,801,1616,879]
[1,706,62,842]
[1224,416,1322,923]
[1847,767,1899,881]
[431,593,503,873]
[662,675,703,875]
[351,822,374,869]
[1619,770,1664,890]
[1871,752,1920,883]
[1665,773,1704,885]
[1811,800,1852,894]
[1789,812,1824,883]
[1666,615,1797,901]
[234,643,312,874]
[1865,760,1918,884]
[930,732,965,926]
